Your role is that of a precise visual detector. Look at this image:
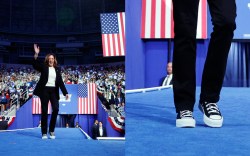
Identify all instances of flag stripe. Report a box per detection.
[201,0,207,38]
[161,0,166,38]
[155,0,162,38]
[145,0,152,38]
[141,0,147,38]
[141,0,207,39]
[119,12,125,55]
[150,0,156,38]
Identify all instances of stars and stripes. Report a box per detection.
[141,0,207,39]
[78,83,98,114]
[100,12,125,57]
[32,95,51,114]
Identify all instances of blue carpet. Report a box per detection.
[0,128,124,156]
[126,87,250,156]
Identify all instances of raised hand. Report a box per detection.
[34,44,40,55]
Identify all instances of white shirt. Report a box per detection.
[162,74,173,87]
[46,67,56,87]
[99,127,103,136]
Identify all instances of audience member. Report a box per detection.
[162,62,173,87]
[97,122,107,137]
[92,119,99,139]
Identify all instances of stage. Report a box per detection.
[126,87,250,155]
[0,128,124,156]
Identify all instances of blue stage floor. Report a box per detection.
[0,128,124,156]
[126,87,250,156]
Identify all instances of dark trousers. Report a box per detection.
[172,0,236,112]
[40,87,59,134]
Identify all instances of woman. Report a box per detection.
[33,44,69,139]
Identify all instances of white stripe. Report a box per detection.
[90,83,92,114]
[197,0,202,38]
[85,98,88,114]
[109,35,114,56]
[110,117,124,129]
[122,12,125,55]
[117,117,125,123]
[93,84,97,114]
[118,13,125,56]
[145,0,152,38]
[155,0,162,38]
[104,35,109,56]
[114,34,119,56]
[165,0,172,38]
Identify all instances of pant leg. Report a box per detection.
[48,87,59,133]
[172,0,200,112]
[40,90,50,135]
[200,0,236,103]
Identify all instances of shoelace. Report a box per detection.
[205,103,220,115]
[180,110,193,118]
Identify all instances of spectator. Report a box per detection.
[92,120,99,140]
[75,122,81,128]
[97,122,107,137]
[162,62,173,87]
[66,123,69,128]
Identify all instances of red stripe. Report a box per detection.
[112,34,116,56]
[90,83,93,114]
[107,35,111,57]
[108,117,124,133]
[150,0,156,38]
[141,0,146,38]
[161,0,166,38]
[86,98,88,114]
[201,0,207,39]
[170,1,174,38]
[101,35,106,57]
[119,12,125,54]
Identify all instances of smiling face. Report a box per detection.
[45,54,57,67]
[48,55,55,67]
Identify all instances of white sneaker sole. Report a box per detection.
[176,118,196,128]
[50,136,56,139]
[42,136,48,139]
[203,115,223,128]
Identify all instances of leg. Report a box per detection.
[200,0,236,102]
[40,91,49,135]
[49,88,59,133]
[172,0,200,112]
[199,0,236,127]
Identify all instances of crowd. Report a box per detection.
[0,63,125,117]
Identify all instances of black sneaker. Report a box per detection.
[199,102,223,127]
[176,110,196,128]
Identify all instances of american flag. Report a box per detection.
[78,83,97,114]
[32,95,52,114]
[141,0,207,39]
[100,12,125,57]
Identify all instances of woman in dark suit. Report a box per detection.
[33,44,69,139]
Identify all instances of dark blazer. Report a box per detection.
[32,59,68,100]
[97,126,107,137]
[92,124,98,139]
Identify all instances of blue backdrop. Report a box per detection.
[126,0,250,90]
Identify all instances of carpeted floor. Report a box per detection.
[126,87,250,156]
[0,128,124,156]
